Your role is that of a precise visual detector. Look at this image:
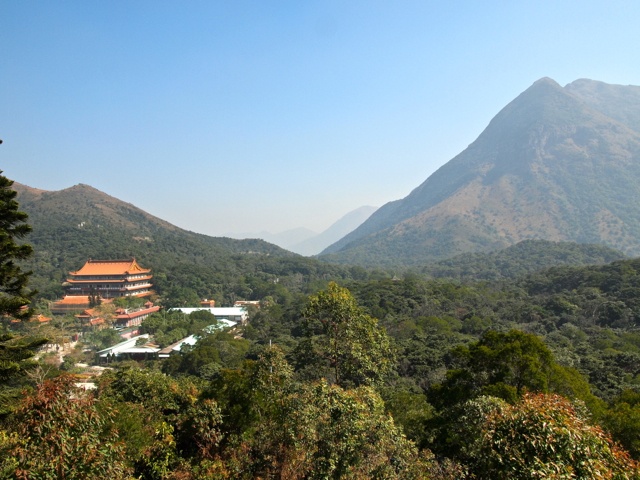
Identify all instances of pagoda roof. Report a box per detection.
[70,258,151,276]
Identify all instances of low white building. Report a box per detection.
[157,320,237,358]
[97,334,159,362]
[170,306,248,324]
[97,319,238,362]
[157,334,199,358]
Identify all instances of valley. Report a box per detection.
[5,77,640,477]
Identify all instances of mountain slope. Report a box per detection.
[421,239,625,282]
[320,78,640,266]
[13,182,355,302]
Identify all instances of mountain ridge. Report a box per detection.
[13,181,333,303]
[320,78,640,266]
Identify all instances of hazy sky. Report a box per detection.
[2,1,639,237]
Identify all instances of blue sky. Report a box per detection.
[2,1,639,237]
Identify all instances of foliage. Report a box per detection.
[294,282,394,388]
[98,366,197,419]
[163,331,250,376]
[1,375,132,479]
[218,346,426,479]
[0,172,35,319]
[603,390,640,460]
[470,393,640,479]
[141,310,214,348]
[0,333,47,416]
[380,383,435,446]
[86,327,124,350]
[113,296,146,309]
[97,366,223,477]
[428,330,557,408]
[421,240,625,282]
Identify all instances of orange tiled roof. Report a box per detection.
[115,305,160,320]
[55,295,92,305]
[70,258,150,276]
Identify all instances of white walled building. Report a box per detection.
[170,306,248,325]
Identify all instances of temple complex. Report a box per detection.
[63,258,154,299]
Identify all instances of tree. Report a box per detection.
[226,367,426,479]
[295,282,394,388]
[0,333,48,416]
[603,390,640,460]
[1,376,132,479]
[470,393,640,479]
[97,366,223,476]
[0,177,47,416]
[0,171,34,320]
[429,330,559,408]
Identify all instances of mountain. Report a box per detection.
[320,78,640,267]
[291,206,377,256]
[227,206,377,256]
[14,182,291,255]
[12,182,356,303]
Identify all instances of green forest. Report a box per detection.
[4,173,640,479]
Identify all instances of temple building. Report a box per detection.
[114,301,160,328]
[51,295,93,315]
[64,258,154,299]
[75,301,160,331]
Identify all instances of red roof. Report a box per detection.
[75,307,99,317]
[54,295,92,305]
[70,258,150,276]
[115,305,160,320]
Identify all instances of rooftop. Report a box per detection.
[53,295,93,305]
[70,258,151,276]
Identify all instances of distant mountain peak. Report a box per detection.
[321,78,640,266]
[533,76,561,87]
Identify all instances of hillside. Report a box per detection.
[421,239,626,282]
[13,182,359,304]
[320,78,640,267]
